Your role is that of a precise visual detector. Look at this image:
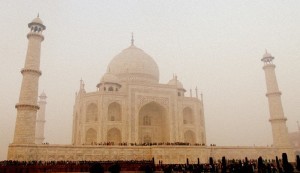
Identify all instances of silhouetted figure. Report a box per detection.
[108,163,121,173]
[221,156,227,173]
[89,162,104,173]
[276,156,283,173]
[209,157,214,172]
[296,155,300,171]
[258,156,266,173]
[144,164,154,173]
[267,163,272,173]
[282,153,294,173]
[163,165,172,173]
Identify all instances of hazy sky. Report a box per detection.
[0,1,300,160]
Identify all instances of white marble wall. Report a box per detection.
[8,144,296,164]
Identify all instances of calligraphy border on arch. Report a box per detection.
[137,95,169,110]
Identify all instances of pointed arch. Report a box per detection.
[143,135,152,143]
[86,103,98,122]
[138,101,169,143]
[107,128,121,144]
[183,107,194,124]
[86,128,97,144]
[184,130,196,144]
[108,102,121,121]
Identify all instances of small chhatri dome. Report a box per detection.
[28,15,46,30]
[261,50,274,63]
[168,75,185,90]
[31,17,43,25]
[107,39,159,84]
[39,91,47,100]
[40,91,47,97]
[100,72,120,84]
[263,51,272,58]
[97,72,121,88]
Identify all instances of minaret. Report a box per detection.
[35,91,47,144]
[13,16,46,144]
[261,51,291,147]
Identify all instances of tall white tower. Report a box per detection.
[13,16,46,144]
[261,51,291,147]
[35,91,47,144]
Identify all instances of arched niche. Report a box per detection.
[86,128,97,144]
[143,135,152,143]
[183,107,194,124]
[86,103,98,122]
[107,128,121,144]
[138,101,169,143]
[108,102,121,121]
[184,130,196,144]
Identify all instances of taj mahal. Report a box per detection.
[7,16,299,163]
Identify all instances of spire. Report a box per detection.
[201,92,203,101]
[80,78,84,90]
[39,90,47,100]
[131,32,134,46]
[37,13,39,18]
[195,86,198,99]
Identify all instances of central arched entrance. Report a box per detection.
[138,101,169,143]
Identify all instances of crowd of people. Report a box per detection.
[0,154,299,173]
[0,160,154,173]
[82,141,206,146]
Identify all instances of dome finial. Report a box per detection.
[131,32,134,46]
[37,13,39,18]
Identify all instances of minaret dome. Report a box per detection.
[261,50,274,64]
[28,16,46,34]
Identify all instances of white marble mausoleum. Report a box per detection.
[7,16,298,163]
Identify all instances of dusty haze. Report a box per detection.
[0,1,300,160]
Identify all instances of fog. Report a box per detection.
[0,1,300,160]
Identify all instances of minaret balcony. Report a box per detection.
[27,32,44,41]
[15,103,39,110]
[266,91,282,97]
[269,117,287,122]
[21,68,42,76]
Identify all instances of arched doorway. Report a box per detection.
[86,103,98,122]
[184,130,195,144]
[183,107,194,124]
[107,128,121,144]
[86,128,97,144]
[108,102,121,121]
[138,102,169,143]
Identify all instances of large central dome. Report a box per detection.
[107,44,159,84]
